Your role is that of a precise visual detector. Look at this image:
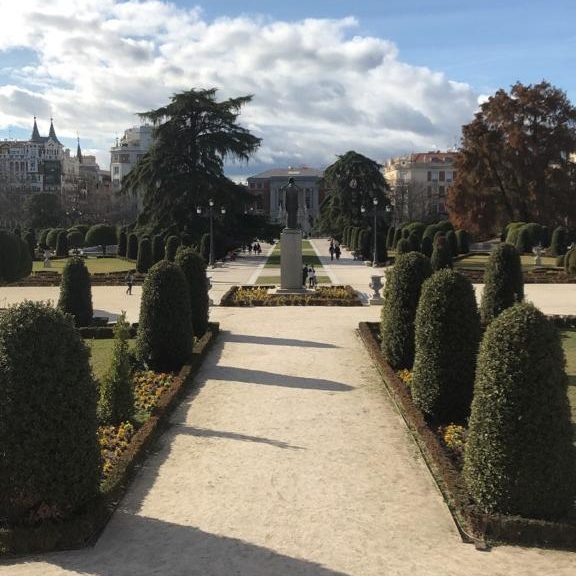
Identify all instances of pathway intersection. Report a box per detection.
[1,241,576,575]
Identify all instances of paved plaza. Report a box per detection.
[1,243,576,575]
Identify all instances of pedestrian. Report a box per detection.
[302,265,308,288]
[329,244,335,260]
[308,265,317,288]
[248,244,252,254]
[125,270,134,295]
[335,244,341,260]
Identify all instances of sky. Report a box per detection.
[0,0,574,176]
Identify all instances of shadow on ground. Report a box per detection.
[222,331,338,349]
[5,512,349,576]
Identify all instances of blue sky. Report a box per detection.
[0,1,574,173]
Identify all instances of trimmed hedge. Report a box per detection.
[136,260,193,371]
[85,224,117,255]
[117,230,127,258]
[430,237,452,271]
[408,231,420,252]
[480,243,524,325]
[46,228,66,250]
[176,247,209,337]
[515,226,531,253]
[0,231,31,283]
[152,234,165,263]
[464,303,575,520]
[446,229,458,256]
[456,229,470,254]
[58,257,93,327]
[23,230,36,260]
[392,227,402,249]
[199,233,210,263]
[565,248,576,275]
[550,226,568,256]
[396,238,410,255]
[55,230,69,257]
[411,269,481,423]
[165,235,180,262]
[380,252,432,369]
[127,233,139,260]
[386,226,395,249]
[67,229,84,249]
[420,236,433,257]
[0,302,100,525]
[136,237,153,273]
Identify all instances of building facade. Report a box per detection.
[246,167,326,232]
[382,151,459,224]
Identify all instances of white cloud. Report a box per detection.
[0,1,478,170]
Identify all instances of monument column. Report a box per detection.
[279,178,303,291]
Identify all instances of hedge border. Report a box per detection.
[220,285,363,307]
[358,321,576,551]
[0,322,220,557]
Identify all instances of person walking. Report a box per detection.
[334,244,341,260]
[308,265,317,289]
[302,265,308,288]
[125,270,134,295]
[329,243,335,261]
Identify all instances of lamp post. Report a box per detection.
[197,199,226,268]
[361,197,380,267]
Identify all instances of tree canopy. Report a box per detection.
[315,150,390,237]
[447,81,576,237]
[121,88,261,233]
[25,193,63,229]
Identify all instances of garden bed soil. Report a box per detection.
[358,321,576,551]
[0,322,219,557]
[220,285,363,306]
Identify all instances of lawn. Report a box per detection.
[454,253,558,271]
[561,329,576,431]
[87,338,135,383]
[32,257,135,275]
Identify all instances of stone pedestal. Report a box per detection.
[280,228,303,290]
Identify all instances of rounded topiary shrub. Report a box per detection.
[176,247,209,337]
[456,229,470,254]
[0,231,28,282]
[181,232,192,247]
[117,229,127,257]
[165,235,180,262]
[446,229,458,256]
[16,237,32,280]
[127,233,139,260]
[386,226,395,249]
[0,302,100,523]
[408,231,420,252]
[395,238,410,255]
[136,237,153,273]
[480,243,524,325]
[39,228,50,250]
[23,229,36,260]
[46,228,66,250]
[550,226,567,256]
[199,233,210,263]
[380,252,432,369]
[55,230,69,257]
[152,234,165,263]
[392,227,402,249]
[411,269,481,423]
[85,224,117,255]
[420,236,433,257]
[515,225,532,253]
[97,314,133,425]
[67,229,84,250]
[565,248,576,275]
[58,256,93,327]
[402,228,410,239]
[464,303,575,519]
[430,237,452,271]
[136,260,193,371]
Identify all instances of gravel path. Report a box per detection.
[3,306,575,575]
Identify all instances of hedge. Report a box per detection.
[136,237,153,273]
[58,257,93,327]
[176,247,209,337]
[165,235,180,262]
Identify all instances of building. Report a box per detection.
[246,167,326,232]
[110,125,153,192]
[382,151,459,224]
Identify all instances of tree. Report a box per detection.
[118,229,127,257]
[447,81,576,237]
[58,257,93,327]
[464,303,575,519]
[121,88,261,232]
[315,151,390,237]
[25,193,63,229]
[136,237,153,273]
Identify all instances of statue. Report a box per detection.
[285,177,299,229]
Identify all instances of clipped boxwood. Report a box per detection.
[456,229,470,254]
[136,237,153,273]
[420,236,433,257]
[23,229,36,260]
[430,238,452,271]
[380,252,432,369]
[136,260,193,371]
[480,243,524,325]
[565,248,576,275]
[67,229,84,249]
[396,238,410,255]
[446,229,458,256]
[464,303,575,519]
[152,234,165,263]
[392,227,402,249]
[549,226,567,256]
[55,230,69,257]
[0,231,28,283]
[46,228,66,250]
[58,256,93,327]
[408,231,420,252]
[411,269,481,423]
[0,302,101,524]
[199,233,210,263]
[16,236,32,280]
[176,247,210,337]
[127,233,139,260]
[85,224,117,255]
[515,226,532,253]
[117,229,127,257]
[165,235,180,262]
[386,226,395,249]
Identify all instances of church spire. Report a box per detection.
[48,117,61,144]
[31,116,41,142]
[76,136,83,163]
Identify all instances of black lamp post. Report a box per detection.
[197,199,226,268]
[361,197,380,267]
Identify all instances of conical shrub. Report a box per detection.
[136,260,192,371]
[550,226,567,256]
[396,238,410,255]
[411,269,481,423]
[152,234,165,263]
[136,237,152,273]
[58,256,93,327]
[456,229,470,254]
[165,235,180,262]
[127,233,139,260]
[380,252,432,369]
[431,237,452,271]
[464,303,575,519]
[117,229,127,257]
[56,230,68,257]
[480,243,523,325]
[446,229,458,256]
[176,247,209,337]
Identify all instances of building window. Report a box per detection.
[257,182,263,189]
[427,185,432,195]
[113,166,119,174]
[119,154,130,163]
[439,171,445,182]
[452,171,457,181]
[439,186,445,196]
[250,182,255,189]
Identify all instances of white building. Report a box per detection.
[382,151,459,224]
[110,125,154,192]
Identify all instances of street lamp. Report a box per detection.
[197,199,226,268]
[361,197,379,267]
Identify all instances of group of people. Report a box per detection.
[244,242,262,255]
[302,265,317,288]
[328,239,341,260]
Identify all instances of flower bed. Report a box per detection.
[0,322,219,556]
[221,285,363,306]
[358,321,576,551]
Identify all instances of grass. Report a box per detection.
[561,330,576,430]
[454,253,558,271]
[32,257,134,275]
[87,338,135,383]
[255,275,331,284]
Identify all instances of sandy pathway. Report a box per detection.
[3,306,575,575]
